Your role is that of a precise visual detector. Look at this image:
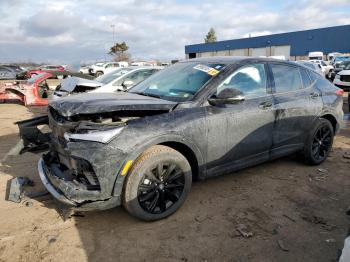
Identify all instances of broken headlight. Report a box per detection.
[64,126,124,144]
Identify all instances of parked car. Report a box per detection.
[333,62,350,92]
[0,71,93,106]
[25,66,65,79]
[79,65,91,74]
[296,61,323,75]
[53,66,162,99]
[330,61,350,80]
[18,57,344,221]
[91,66,163,93]
[89,62,129,77]
[0,66,17,80]
[309,60,334,78]
[331,56,350,67]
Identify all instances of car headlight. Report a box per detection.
[335,74,340,79]
[64,126,124,144]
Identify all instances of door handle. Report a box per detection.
[310,92,320,99]
[259,101,272,109]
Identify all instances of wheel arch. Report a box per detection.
[159,141,200,181]
[320,113,337,133]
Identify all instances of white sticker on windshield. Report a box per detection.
[193,64,220,76]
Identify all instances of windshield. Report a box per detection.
[95,68,133,84]
[335,56,350,62]
[129,62,225,102]
[26,73,47,84]
[345,63,350,70]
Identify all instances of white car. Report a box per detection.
[91,66,163,93]
[296,61,323,76]
[90,62,129,77]
[52,66,162,99]
[309,60,334,78]
[333,62,350,91]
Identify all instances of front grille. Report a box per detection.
[340,75,350,82]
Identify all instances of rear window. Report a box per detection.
[271,64,303,93]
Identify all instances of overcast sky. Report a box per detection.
[0,0,350,64]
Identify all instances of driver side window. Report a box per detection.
[217,64,267,98]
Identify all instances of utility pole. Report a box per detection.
[110,24,115,43]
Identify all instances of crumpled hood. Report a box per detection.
[58,77,102,92]
[49,92,177,117]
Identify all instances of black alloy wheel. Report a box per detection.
[311,124,332,162]
[138,163,185,214]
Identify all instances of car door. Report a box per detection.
[205,63,275,176]
[269,63,323,158]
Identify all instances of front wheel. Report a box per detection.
[123,145,192,221]
[302,118,334,165]
[95,71,103,77]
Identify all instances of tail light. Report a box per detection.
[335,89,344,96]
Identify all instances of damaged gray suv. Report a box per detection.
[18,57,344,221]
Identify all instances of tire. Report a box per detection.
[327,70,333,79]
[95,71,103,77]
[302,118,334,165]
[123,145,192,221]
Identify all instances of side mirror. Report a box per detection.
[208,88,245,106]
[122,80,134,90]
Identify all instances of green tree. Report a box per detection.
[204,28,217,43]
[109,41,130,61]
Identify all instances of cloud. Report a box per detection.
[0,0,349,63]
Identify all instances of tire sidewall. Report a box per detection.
[123,147,192,221]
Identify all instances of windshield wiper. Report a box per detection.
[132,92,161,98]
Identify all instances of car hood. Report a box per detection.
[49,92,178,117]
[338,70,350,75]
[59,77,102,92]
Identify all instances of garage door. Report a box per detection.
[273,45,291,60]
[251,47,267,57]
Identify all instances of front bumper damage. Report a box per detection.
[18,115,130,211]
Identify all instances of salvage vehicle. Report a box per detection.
[89,62,129,77]
[0,71,92,106]
[333,62,350,92]
[0,66,17,80]
[308,51,324,60]
[330,61,350,80]
[25,65,65,79]
[53,66,162,99]
[309,60,334,78]
[296,61,323,76]
[18,57,344,221]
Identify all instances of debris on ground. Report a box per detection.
[236,224,253,238]
[277,240,289,252]
[317,168,328,173]
[6,177,34,203]
[343,152,350,159]
[325,238,336,243]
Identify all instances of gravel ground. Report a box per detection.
[0,103,349,262]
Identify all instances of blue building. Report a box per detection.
[185,25,350,60]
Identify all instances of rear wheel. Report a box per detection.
[302,118,334,165]
[123,145,192,221]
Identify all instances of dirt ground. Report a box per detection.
[0,103,349,262]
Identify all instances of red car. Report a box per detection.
[0,71,92,106]
[25,65,65,79]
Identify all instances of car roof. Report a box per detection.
[179,56,297,66]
